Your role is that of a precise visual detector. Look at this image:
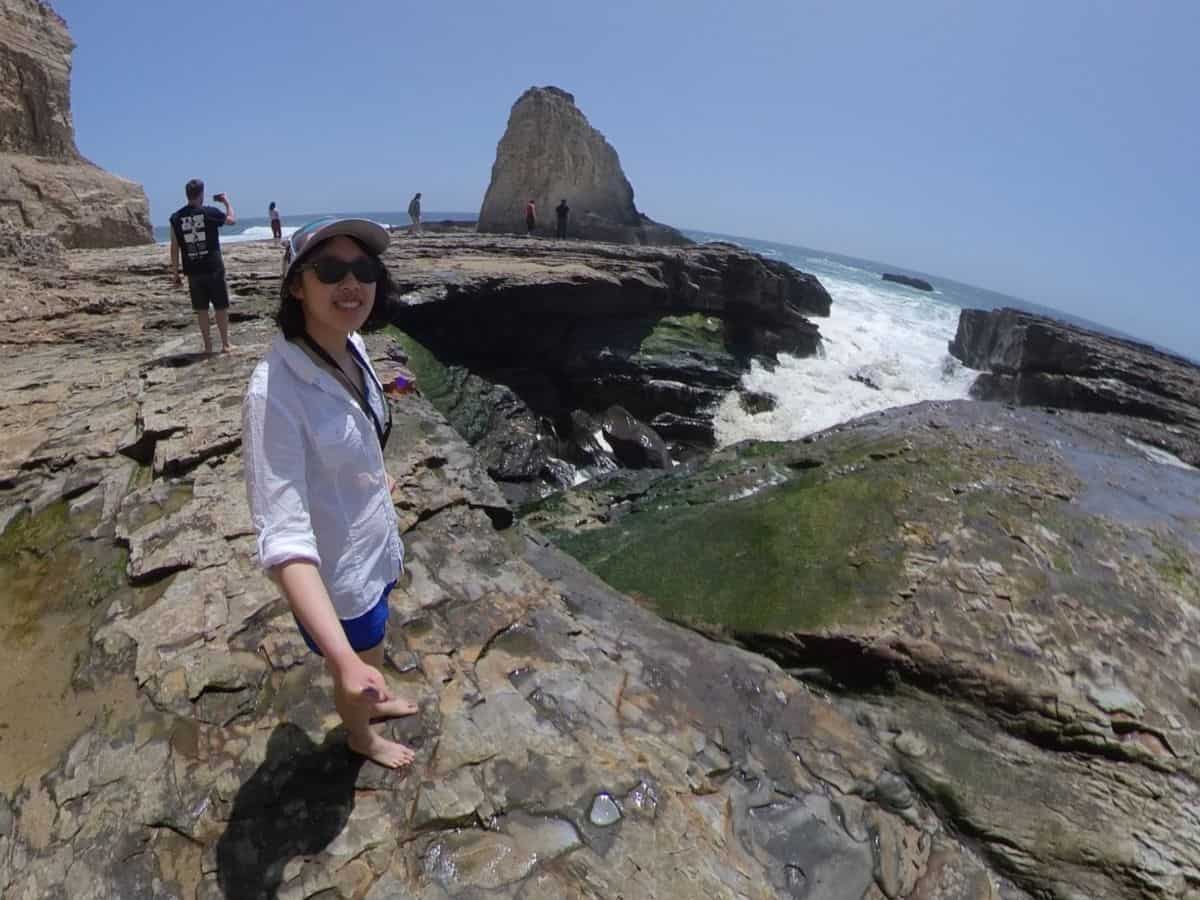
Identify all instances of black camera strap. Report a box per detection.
[299,334,392,450]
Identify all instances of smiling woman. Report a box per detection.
[241,217,417,770]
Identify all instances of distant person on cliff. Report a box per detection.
[555,199,569,239]
[269,202,282,241]
[407,193,422,234]
[169,178,236,354]
[525,199,537,236]
[242,217,417,770]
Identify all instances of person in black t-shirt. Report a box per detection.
[169,178,237,353]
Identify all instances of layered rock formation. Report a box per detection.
[385,234,831,498]
[1,238,1029,900]
[526,398,1200,899]
[0,0,152,247]
[950,307,1200,466]
[477,86,689,246]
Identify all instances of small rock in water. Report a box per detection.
[625,780,659,818]
[893,732,928,759]
[588,792,622,826]
[739,390,777,415]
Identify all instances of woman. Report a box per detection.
[242,217,415,769]
[269,202,282,241]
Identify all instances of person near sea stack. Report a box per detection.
[525,199,537,235]
[555,198,569,239]
[269,201,282,241]
[407,192,422,234]
[242,217,417,770]
[170,178,237,354]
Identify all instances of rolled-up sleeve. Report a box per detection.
[242,386,321,570]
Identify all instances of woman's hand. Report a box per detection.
[333,657,392,704]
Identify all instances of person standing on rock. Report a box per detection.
[169,178,236,353]
[555,199,569,239]
[269,202,282,241]
[242,217,418,770]
[524,199,537,235]
[407,192,422,234]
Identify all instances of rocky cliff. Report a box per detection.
[1,236,1197,898]
[477,86,689,246]
[0,0,152,247]
[384,234,831,499]
[950,307,1200,466]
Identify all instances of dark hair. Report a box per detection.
[275,237,396,340]
[185,178,204,201]
[269,201,276,210]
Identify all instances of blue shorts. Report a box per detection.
[296,581,395,656]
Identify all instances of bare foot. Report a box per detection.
[370,696,418,720]
[348,731,415,769]
[221,344,234,353]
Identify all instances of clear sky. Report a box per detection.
[54,0,1199,358]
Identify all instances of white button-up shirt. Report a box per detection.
[242,332,402,620]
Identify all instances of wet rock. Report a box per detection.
[882,273,934,291]
[739,389,778,414]
[423,813,580,893]
[587,792,622,826]
[599,405,672,469]
[950,306,1200,465]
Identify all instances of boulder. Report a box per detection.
[882,273,933,291]
[478,86,689,246]
[598,405,672,469]
[950,307,1200,465]
[738,390,777,414]
[0,0,152,247]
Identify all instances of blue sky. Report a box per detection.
[55,0,1199,358]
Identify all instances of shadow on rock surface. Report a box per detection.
[216,723,365,899]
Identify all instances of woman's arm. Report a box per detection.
[274,559,391,700]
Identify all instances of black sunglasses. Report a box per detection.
[302,256,382,285]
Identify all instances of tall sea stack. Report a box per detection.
[0,0,152,247]
[478,86,689,246]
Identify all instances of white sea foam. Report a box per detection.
[1123,438,1197,471]
[714,274,977,445]
[221,225,299,244]
[156,221,392,246]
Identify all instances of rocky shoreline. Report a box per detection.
[0,231,1198,898]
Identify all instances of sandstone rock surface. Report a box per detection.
[0,0,152,247]
[478,86,689,245]
[950,306,1200,466]
[528,398,1200,899]
[0,236,1039,899]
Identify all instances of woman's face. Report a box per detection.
[290,235,377,339]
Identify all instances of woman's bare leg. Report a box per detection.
[328,647,415,768]
[360,642,418,719]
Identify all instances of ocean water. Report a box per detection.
[151,210,476,245]
[152,212,1176,454]
[685,231,987,446]
[685,229,1184,448]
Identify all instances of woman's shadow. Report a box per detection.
[216,722,365,899]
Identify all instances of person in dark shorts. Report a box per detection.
[524,199,537,235]
[169,178,237,353]
[555,198,569,239]
[269,202,282,241]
